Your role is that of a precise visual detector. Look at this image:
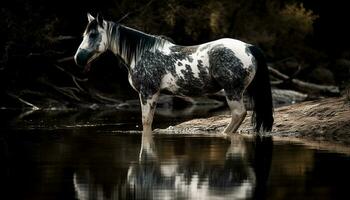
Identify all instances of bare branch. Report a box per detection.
[8,93,40,110]
[54,64,87,82]
[268,66,289,80]
[57,56,74,63]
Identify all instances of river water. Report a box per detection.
[1,109,349,200]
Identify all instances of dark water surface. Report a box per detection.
[1,109,350,200]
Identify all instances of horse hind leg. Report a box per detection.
[208,45,251,135]
[223,95,247,135]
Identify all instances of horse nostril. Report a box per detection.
[75,51,88,67]
[75,55,83,66]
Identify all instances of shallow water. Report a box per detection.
[1,110,350,200]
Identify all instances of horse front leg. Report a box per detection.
[140,92,159,135]
[139,92,159,161]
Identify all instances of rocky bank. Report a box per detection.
[155,97,350,153]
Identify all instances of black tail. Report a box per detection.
[247,46,274,132]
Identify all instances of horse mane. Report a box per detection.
[108,22,166,65]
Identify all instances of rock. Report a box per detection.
[272,89,307,107]
[333,59,350,88]
[309,67,335,84]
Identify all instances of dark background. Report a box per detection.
[1,0,350,109]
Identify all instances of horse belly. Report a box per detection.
[176,77,220,96]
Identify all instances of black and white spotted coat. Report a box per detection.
[128,38,256,104]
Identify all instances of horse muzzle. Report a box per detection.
[74,49,94,68]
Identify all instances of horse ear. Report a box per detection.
[96,13,104,28]
[87,13,94,22]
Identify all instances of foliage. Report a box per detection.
[109,0,320,63]
[280,3,318,33]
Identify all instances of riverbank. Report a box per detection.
[155,97,350,154]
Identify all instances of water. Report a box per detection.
[1,110,350,200]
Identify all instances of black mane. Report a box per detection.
[108,22,164,65]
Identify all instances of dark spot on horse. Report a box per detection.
[176,64,202,94]
[197,60,203,68]
[88,32,102,49]
[149,101,156,110]
[172,61,220,95]
[209,46,248,101]
[188,56,193,62]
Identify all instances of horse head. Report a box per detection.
[74,13,109,69]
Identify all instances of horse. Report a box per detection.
[74,13,273,136]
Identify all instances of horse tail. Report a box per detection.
[246,45,274,132]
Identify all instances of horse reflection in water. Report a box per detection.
[128,135,255,199]
[73,135,272,200]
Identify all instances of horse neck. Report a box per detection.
[106,22,119,56]
[106,22,166,68]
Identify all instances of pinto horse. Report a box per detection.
[74,13,273,136]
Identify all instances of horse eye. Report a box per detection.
[89,33,98,38]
